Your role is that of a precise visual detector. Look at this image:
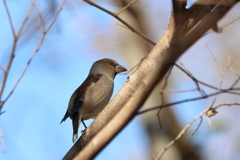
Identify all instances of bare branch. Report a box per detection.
[230,76,240,89]
[138,88,240,115]
[155,102,240,160]
[83,0,155,45]
[0,0,20,102]
[159,89,198,93]
[45,0,67,33]
[157,65,174,129]
[175,62,206,96]
[206,44,223,76]
[17,0,36,38]
[3,0,16,36]
[64,0,238,159]
[203,16,240,36]
[33,3,46,31]
[154,108,208,160]
[116,0,138,16]
[0,0,35,107]
[191,116,202,136]
[2,0,67,107]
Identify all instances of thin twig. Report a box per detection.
[45,0,67,33]
[116,0,138,16]
[83,0,221,99]
[229,53,240,76]
[206,44,223,76]
[3,0,16,36]
[83,0,155,45]
[137,88,240,115]
[197,79,239,95]
[0,0,36,107]
[191,116,202,136]
[154,103,240,160]
[175,62,206,97]
[2,0,67,106]
[1,4,18,102]
[159,89,198,93]
[203,16,240,36]
[17,0,36,38]
[209,48,239,109]
[154,108,209,160]
[230,76,240,89]
[214,103,240,109]
[157,65,173,129]
[33,3,46,31]
[83,0,240,101]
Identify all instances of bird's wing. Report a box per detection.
[60,74,102,123]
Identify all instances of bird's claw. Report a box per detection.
[81,129,86,135]
[90,111,99,119]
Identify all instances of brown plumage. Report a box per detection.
[60,58,127,142]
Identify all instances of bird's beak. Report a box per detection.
[116,64,127,73]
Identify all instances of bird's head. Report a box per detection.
[90,58,127,78]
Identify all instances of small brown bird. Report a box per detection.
[60,58,127,142]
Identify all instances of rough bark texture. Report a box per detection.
[63,0,238,159]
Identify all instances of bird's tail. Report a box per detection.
[72,114,82,143]
[60,110,70,124]
[72,133,78,143]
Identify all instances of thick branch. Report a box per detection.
[63,7,177,160]
[63,0,238,159]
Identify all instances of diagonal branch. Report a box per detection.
[154,102,240,160]
[0,0,36,107]
[116,0,138,16]
[1,0,67,109]
[3,0,16,36]
[63,0,238,159]
[83,0,155,45]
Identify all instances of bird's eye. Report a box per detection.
[109,61,115,67]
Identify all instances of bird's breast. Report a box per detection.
[81,76,114,119]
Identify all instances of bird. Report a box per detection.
[60,58,127,143]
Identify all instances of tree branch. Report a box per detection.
[63,0,238,159]
[154,103,240,160]
[138,88,240,115]
[1,0,67,110]
[0,0,36,110]
[83,0,155,45]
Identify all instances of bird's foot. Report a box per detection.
[81,129,86,135]
[90,112,99,119]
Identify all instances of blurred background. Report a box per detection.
[0,0,240,160]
